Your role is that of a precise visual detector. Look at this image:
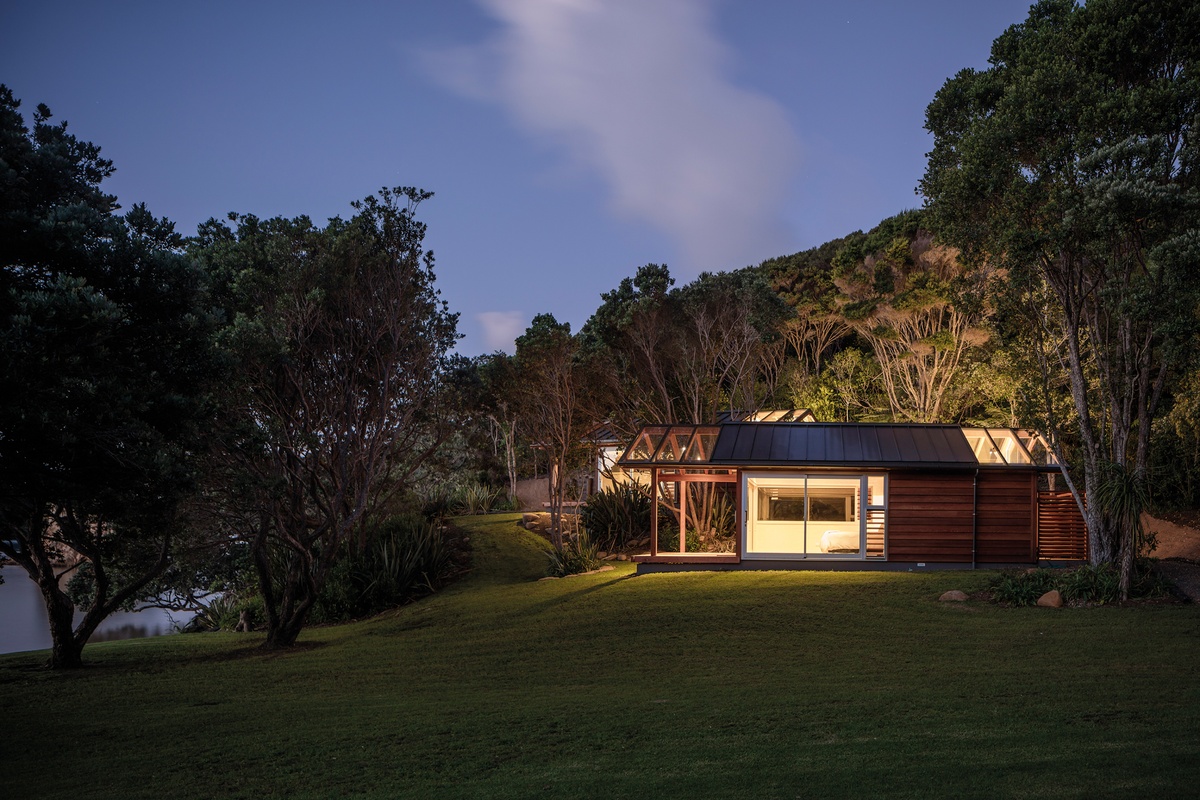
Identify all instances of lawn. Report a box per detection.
[3,513,1199,799]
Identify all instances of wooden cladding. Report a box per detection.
[888,472,974,562]
[888,471,1037,563]
[976,471,1037,563]
[1037,491,1087,561]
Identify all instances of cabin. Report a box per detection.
[615,422,1088,572]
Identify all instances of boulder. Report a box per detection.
[939,590,969,602]
[1037,589,1063,608]
[521,513,539,523]
[597,551,608,559]
[617,554,630,562]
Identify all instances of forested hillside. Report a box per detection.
[752,209,1013,427]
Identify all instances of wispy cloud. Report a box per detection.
[425,0,800,272]
[477,310,526,353]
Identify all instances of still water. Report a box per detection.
[0,565,195,656]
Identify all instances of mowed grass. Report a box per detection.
[3,514,1199,800]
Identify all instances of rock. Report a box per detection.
[538,576,560,582]
[522,513,539,523]
[1037,589,1063,608]
[597,551,608,559]
[602,554,617,561]
[617,554,630,561]
[598,565,614,572]
[939,590,969,602]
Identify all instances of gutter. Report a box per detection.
[972,468,979,570]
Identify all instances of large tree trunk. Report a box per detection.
[1060,310,1116,566]
[39,574,83,670]
[263,611,310,649]
[260,547,321,650]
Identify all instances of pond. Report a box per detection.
[0,565,196,656]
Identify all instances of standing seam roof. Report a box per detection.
[708,423,980,466]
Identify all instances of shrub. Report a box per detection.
[580,484,652,550]
[990,561,1169,607]
[417,487,454,521]
[190,592,264,632]
[655,523,700,554]
[451,481,503,516]
[312,512,455,622]
[1058,563,1121,605]
[545,532,602,577]
[991,568,1060,606]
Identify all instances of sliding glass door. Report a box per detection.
[744,473,886,559]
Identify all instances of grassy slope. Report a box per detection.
[3,514,1199,799]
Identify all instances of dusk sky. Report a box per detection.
[2,0,1034,356]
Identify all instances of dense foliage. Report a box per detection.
[0,86,217,668]
[192,188,459,649]
[990,562,1168,607]
[311,513,459,623]
[544,531,602,577]
[921,0,1200,592]
[580,485,653,551]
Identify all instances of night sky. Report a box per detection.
[2,0,1034,355]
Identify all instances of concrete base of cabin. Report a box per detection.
[634,560,1070,575]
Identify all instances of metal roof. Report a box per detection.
[616,422,1055,469]
[709,423,979,467]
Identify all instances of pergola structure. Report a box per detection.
[621,425,740,562]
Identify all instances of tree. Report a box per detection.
[921,0,1200,592]
[514,314,603,548]
[759,238,853,377]
[579,263,679,435]
[0,87,216,668]
[477,352,523,503]
[580,264,790,433]
[192,187,458,649]
[834,227,991,423]
[674,271,792,421]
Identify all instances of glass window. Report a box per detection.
[625,427,668,461]
[654,428,692,462]
[683,427,719,462]
[866,475,885,508]
[758,488,806,521]
[1021,432,1055,466]
[963,428,1005,463]
[808,487,856,522]
[988,429,1031,464]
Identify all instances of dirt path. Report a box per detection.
[1142,513,1200,561]
[1141,513,1200,601]
[1154,560,1200,602]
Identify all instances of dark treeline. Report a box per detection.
[2,0,1197,667]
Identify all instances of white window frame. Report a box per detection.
[742,472,886,560]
